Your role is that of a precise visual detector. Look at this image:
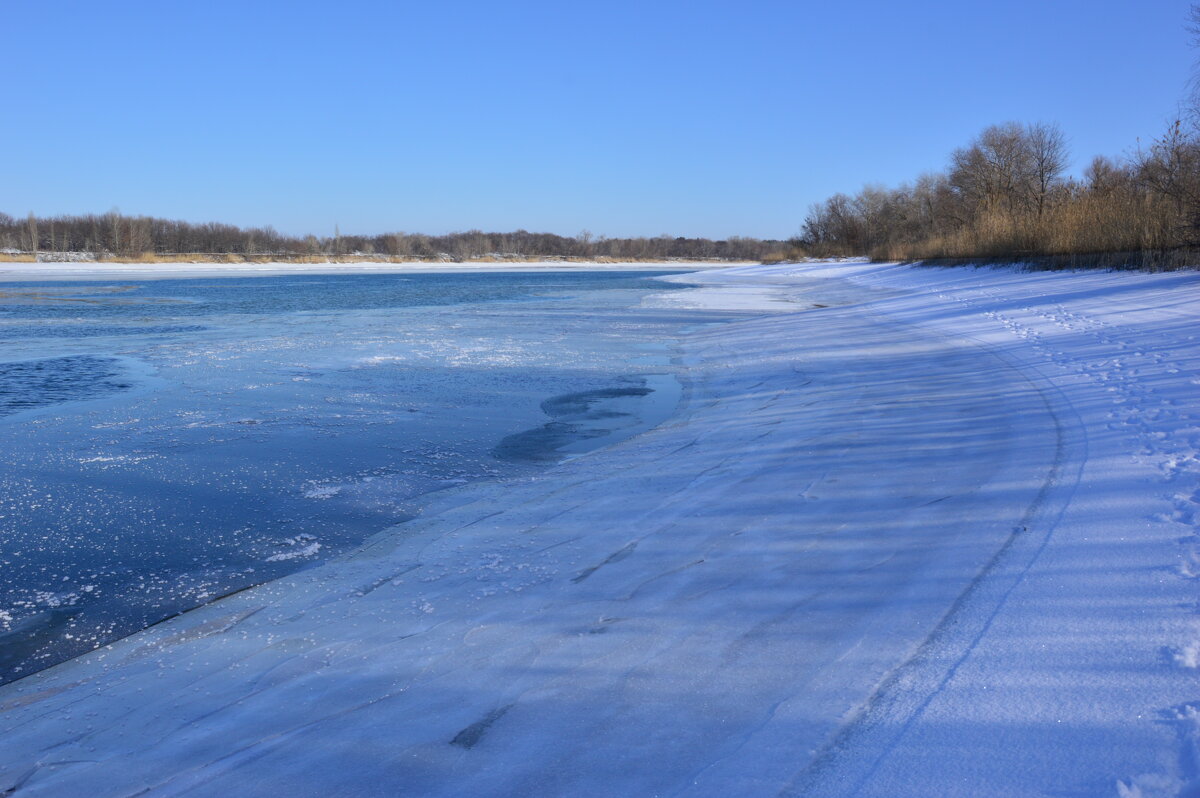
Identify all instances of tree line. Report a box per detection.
[793,118,1200,268]
[796,5,1200,269]
[0,211,780,262]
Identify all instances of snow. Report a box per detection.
[1,260,1199,796]
[264,534,322,563]
[0,259,735,282]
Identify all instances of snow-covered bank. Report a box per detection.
[1,261,1198,796]
[0,260,734,282]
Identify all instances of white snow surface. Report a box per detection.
[2,260,1200,796]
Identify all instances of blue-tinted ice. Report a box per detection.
[0,271,725,682]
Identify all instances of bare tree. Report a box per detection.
[1026,122,1068,217]
[1135,119,1200,240]
[25,212,38,254]
[949,122,1040,216]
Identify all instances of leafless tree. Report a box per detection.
[25,212,38,254]
[950,122,1039,216]
[1026,122,1068,217]
[1135,119,1200,240]
[0,211,780,262]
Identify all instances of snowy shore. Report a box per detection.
[0,260,736,282]
[2,261,1199,796]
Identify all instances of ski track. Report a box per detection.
[1,261,1198,796]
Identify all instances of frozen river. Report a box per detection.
[0,270,717,682]
[3,262,1200,795]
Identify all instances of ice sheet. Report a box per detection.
[0,271,712,682]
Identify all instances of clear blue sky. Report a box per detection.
[5,0,1195,240]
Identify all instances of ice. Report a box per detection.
[0,270,708,681]
[0,260,1199,796]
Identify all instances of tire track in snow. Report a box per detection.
[782,316,1088,797]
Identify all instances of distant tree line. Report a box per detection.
[793,119,1200,268]
[0,210,780,262]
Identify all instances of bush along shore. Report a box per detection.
[789,119,1200,271]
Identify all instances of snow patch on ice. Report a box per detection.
[1117,773,1187,798]
[357,355,408,366]
[1173,640,1200,669]
[303,483,343,500]
[265,534,322,562]
[78,453,157,465]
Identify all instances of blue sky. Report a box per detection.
[5,0,1195,239]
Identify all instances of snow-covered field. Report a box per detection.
[1,260,1198,796]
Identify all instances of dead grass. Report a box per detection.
[862,192,1190,270]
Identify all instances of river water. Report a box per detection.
[0,270,718,682]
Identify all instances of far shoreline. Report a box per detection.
[0,260,742,282]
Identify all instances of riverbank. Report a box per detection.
[2,261,1198,796]
[0,259,741,282]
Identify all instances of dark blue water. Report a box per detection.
[0,355,133,417]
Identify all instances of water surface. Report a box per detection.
[0,270,728,682]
